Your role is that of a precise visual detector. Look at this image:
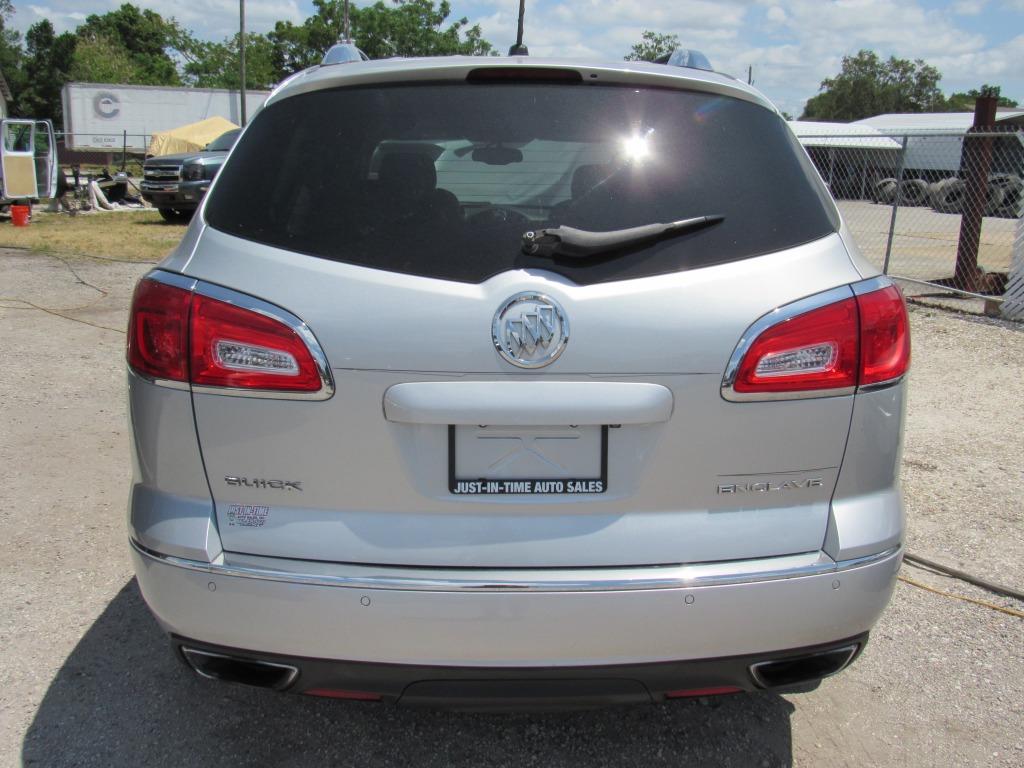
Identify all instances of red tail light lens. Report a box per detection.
[857,285,910,385]
[730,282,910,398]
[127,276,326,395]
[127,278,192,381]
[190,294,323,392]
[733,298,860,393]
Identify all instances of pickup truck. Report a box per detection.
[140,129,240,222]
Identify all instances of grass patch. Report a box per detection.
[0,210,186,262]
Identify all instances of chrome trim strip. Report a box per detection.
[857,375,905,394]
[137,270,335,401]
[850,275,893,296]
[129,371,191,391]
[146,269,197,292]
[130,538,901,594]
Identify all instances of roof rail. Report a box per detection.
[321,42,369,66]
[654,48,713,72]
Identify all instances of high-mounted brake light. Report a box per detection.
[127,276,329,396]
[724,281,909,400]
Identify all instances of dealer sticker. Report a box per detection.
[451,480,604,495]
[226,504,270,527]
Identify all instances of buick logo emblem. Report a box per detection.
[492,292,569,368]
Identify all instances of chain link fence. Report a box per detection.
[56,132,152,168]
[794,126,1024,320]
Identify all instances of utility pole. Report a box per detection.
[239,0,247,126]
[344,0,350,41]
[747,65,753,85]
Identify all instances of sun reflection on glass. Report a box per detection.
[621,129,653,162]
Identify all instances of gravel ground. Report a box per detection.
[839,200,1018,278]
[1,249,1021,767]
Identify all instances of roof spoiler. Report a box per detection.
[654,48,713,72]
[322,42,369,66]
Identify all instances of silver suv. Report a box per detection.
[126,54,909,708]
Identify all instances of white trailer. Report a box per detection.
[61,83,270,151]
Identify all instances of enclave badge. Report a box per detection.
[492,292,569,368]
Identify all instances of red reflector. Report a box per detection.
[665,685,743,699]
[190,294,323,392]
[127,278,191,381]
[856,285,910,385]
[303,688,382,701]
[733,298,860,393]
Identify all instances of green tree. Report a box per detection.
[943,85,1018,111]
[182,33,277,90]
[0,0,25,106]
[17,21,77,122]
[801,50,945,121]
[624,31,679,62]
[76,4,181,85]
[69,31,138,84]
[354,0,494,59]
[269,0,495,80]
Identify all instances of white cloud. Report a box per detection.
[952,0,988,14]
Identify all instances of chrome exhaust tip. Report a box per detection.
[749,644,859,689]
[181,647,299,690]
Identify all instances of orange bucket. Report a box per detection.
[10,204,30,227]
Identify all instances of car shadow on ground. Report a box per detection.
[23,580,795,767]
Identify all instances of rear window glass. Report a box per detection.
[206,83,837,285]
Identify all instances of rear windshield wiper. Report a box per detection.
[521,215,724,259]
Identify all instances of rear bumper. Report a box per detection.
[131,539,901,670]
[171,633,869,708]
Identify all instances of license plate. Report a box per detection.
[448,425,608,495]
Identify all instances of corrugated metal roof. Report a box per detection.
[788,120,902,149]
[854,111,1024,131]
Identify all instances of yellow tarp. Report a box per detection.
[146,116,238,157]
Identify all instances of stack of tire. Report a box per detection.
[872,178,929,206]
[873,174,1022,217]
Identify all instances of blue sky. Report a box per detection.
[10,1,1024,116]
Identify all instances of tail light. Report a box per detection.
[127,275,330,397]
[857,284,911,385]
[127,278,192,382]
[724,280,909,400]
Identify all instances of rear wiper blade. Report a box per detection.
[521,215,724,259]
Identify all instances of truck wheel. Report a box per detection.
[158,208,193,223]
